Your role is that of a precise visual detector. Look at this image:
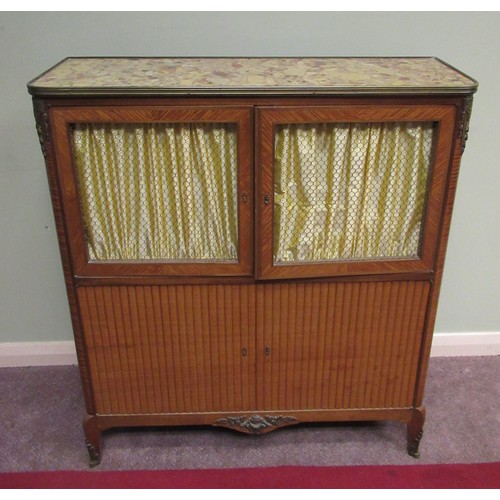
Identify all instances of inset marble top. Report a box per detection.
[28,57,477,96]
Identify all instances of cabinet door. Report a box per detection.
[78,285,257,414]
[257,105,456,279]
[256,280,430,411]
[51,106,253,277]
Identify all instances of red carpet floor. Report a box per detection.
[1,463,499,488]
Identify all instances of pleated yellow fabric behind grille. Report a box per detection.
[273,122,434,263]
[72,123,239,261]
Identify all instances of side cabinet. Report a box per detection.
[28,57,477,466]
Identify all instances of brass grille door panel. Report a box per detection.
[51,107,253,277]
[273,122,434,263]
[72,122,239,263]
[257,105,456,279]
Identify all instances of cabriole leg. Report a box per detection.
[407,406,425,458]
[83,414,102,467]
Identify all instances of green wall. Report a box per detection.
[1,12,499,342]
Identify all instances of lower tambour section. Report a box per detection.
[78,284,256,415]
[77,281,430,415]
[258,281,430,412]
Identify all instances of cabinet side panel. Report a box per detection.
[259,280,430,411]
[78,285,254,415]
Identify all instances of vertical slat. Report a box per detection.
[167,286,185,412]
[330,283,345,409]
[179,286,194,413]
[224,285,235,411]
[262,285,273,409]
[337,283,353,408]
[343,283,359,409]
[356,282,375,409]
[94,287,122,413]
[247,284,257,410]
[306,284,320,409]
[392,281,417,407]
[126,287,147,413]
[285,283,297,410]
[217,286,228,411]
[384,282,408,408]
[183,285,199,411]
[200,285,215,412]
[409,282,432,404]
[377,283,398,408]
[207,285,220,411]
[349,282,367,409]
[230,284,239,411]
[401,282,429,405]
[145,286,166,413]
[117,287,140,414]
[364,282,384,408]
[321,283,336,409]
[239,284,250,410]
[107,287,133,414]
[296,283,307,409]
[153,286,171,413]
[159,286,179,413]
[271,283,281,410]
[78,288,106,413]
[191,285,207,412]
[279,284,289,410]
[315,283,329,409]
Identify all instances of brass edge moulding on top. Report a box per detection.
[26,85,478,97]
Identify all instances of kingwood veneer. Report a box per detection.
[28,57,477,466]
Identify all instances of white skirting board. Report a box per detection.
[0,332,499,368]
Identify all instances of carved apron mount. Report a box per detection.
[215,414,299,434]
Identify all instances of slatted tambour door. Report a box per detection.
[78,285,257,415]
[258,281,430,411]
[79,281,429,416]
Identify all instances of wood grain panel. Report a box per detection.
[79,280,429,416]
[258,281,430,411]
[78,285,256,415]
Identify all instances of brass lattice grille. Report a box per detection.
[71,122,239,262]
[273,121,435,263]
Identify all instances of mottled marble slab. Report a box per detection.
[28,57,477,95]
